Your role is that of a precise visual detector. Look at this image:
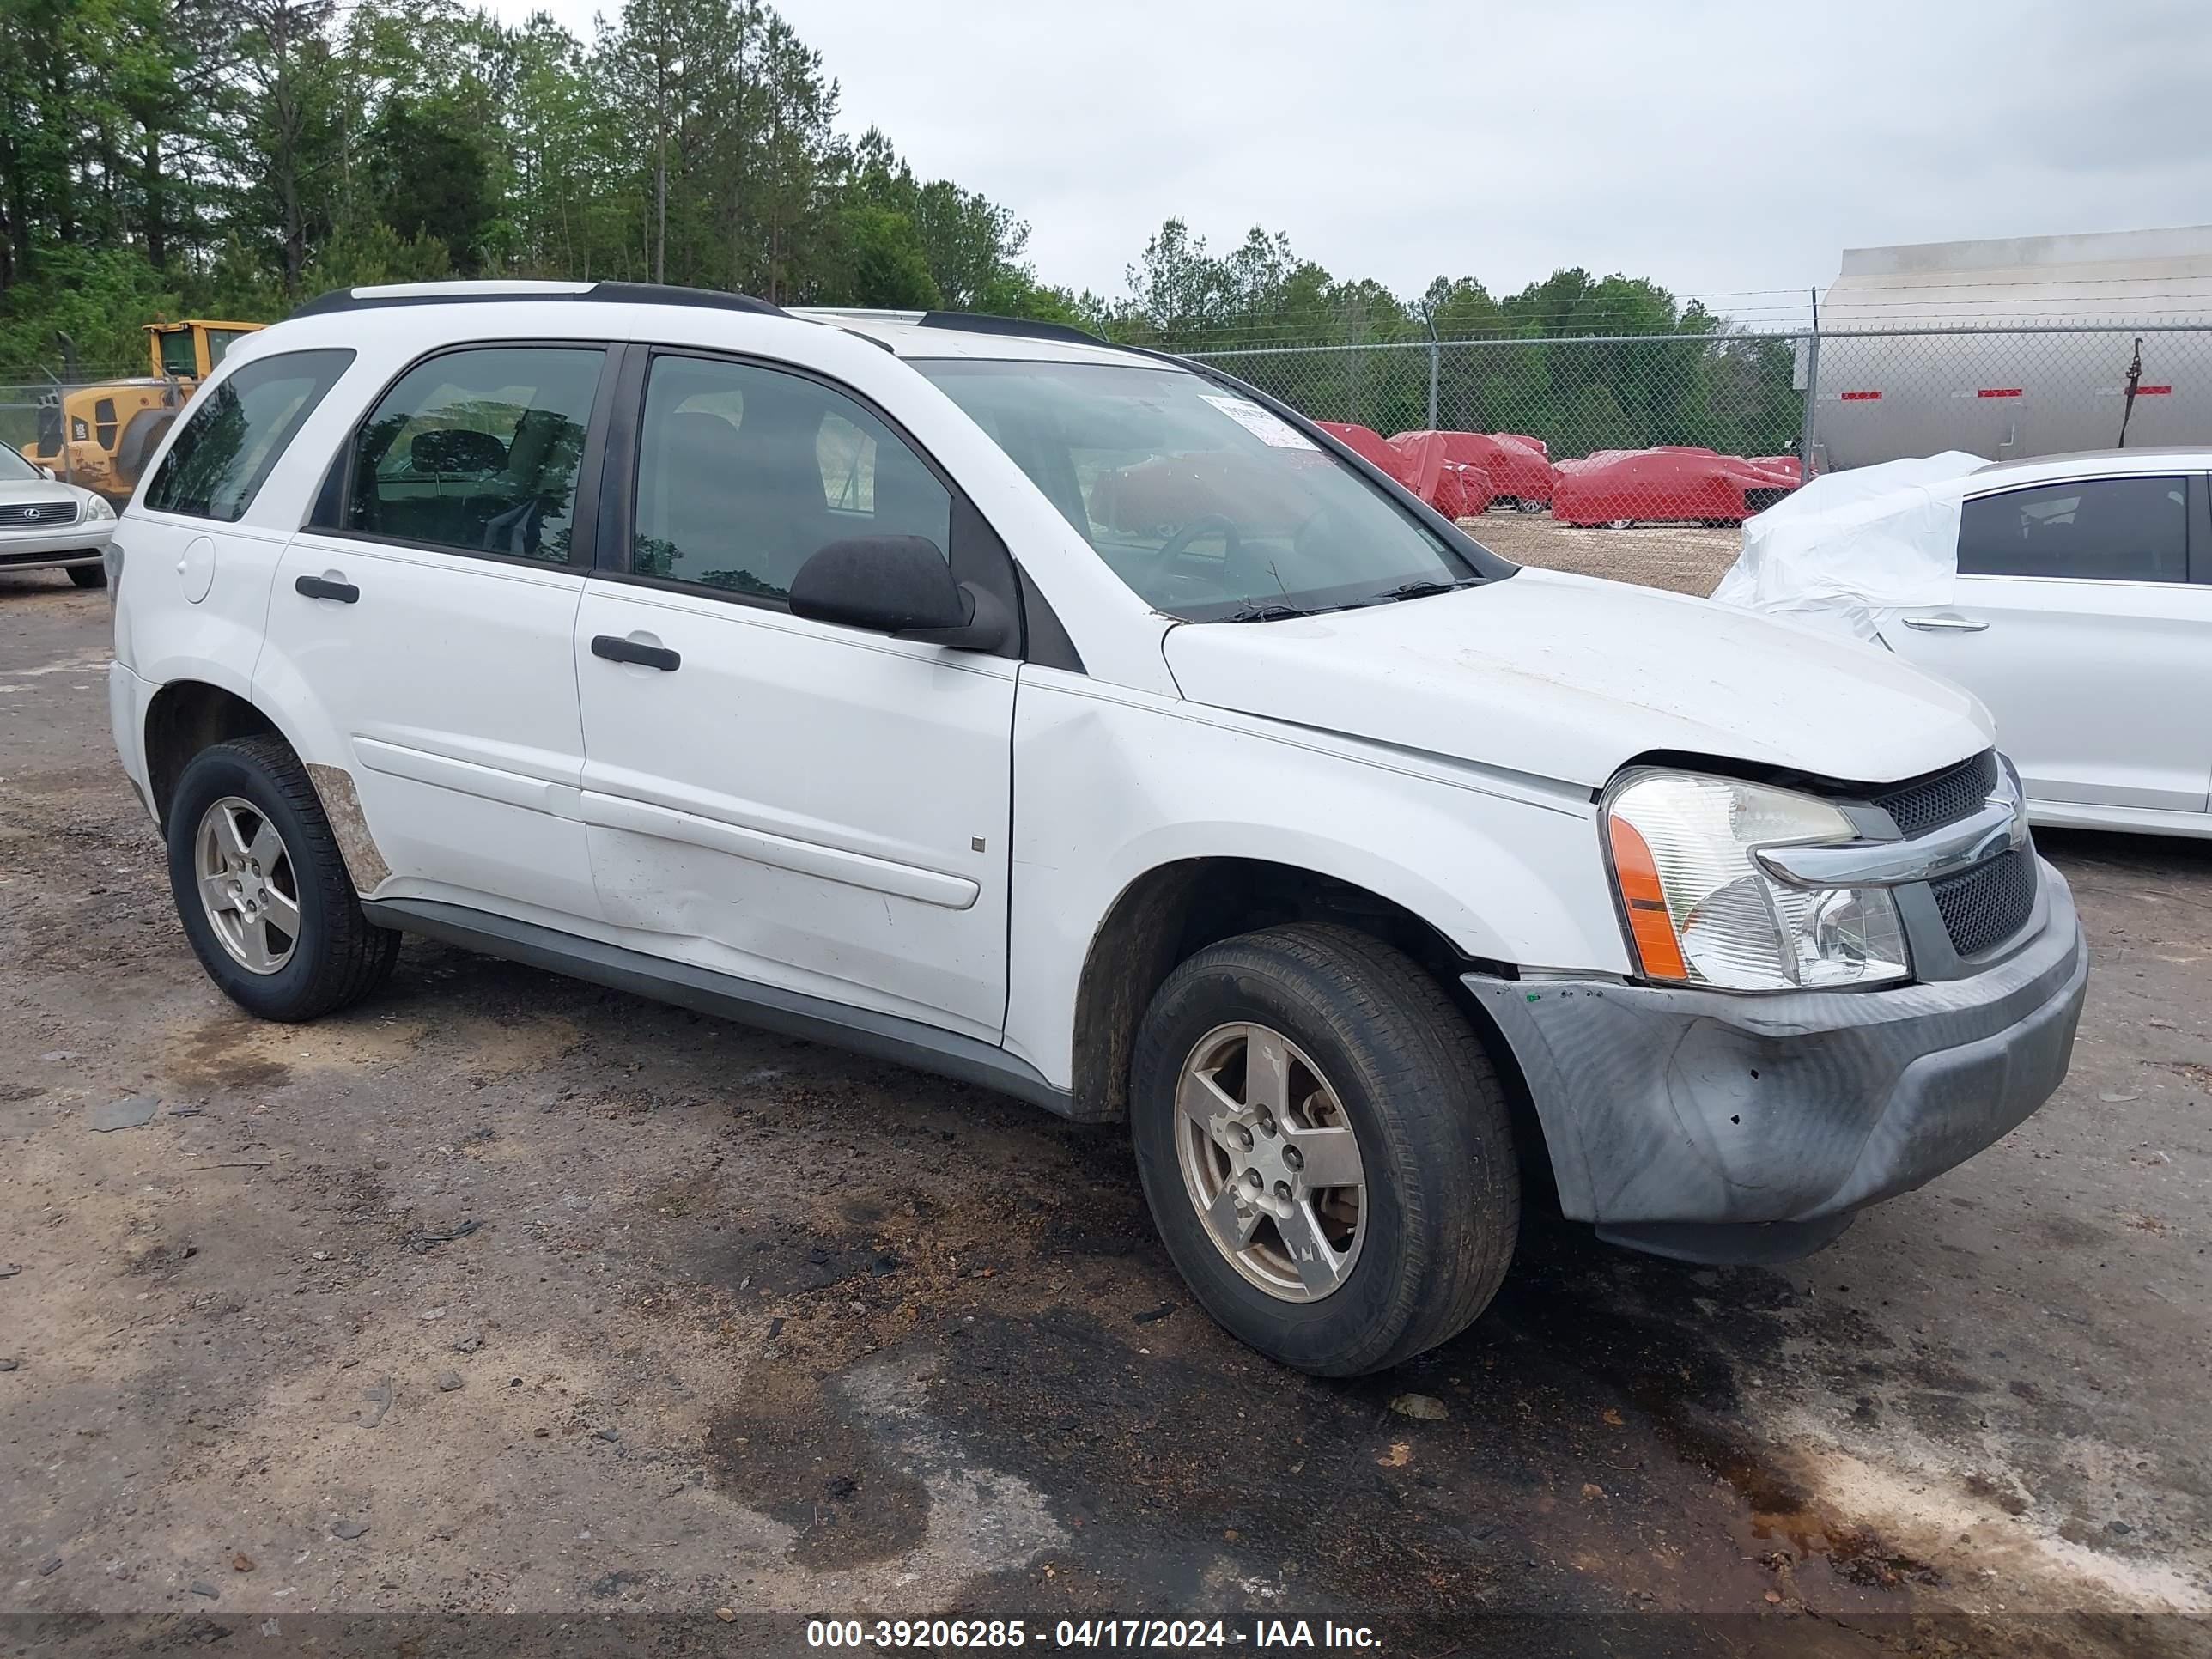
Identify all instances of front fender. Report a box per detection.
[1001,672,1631,1090]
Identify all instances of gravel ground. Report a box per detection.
[3,569,2208,1658]
[1461,512,1744,595]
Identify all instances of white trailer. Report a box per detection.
[1805,225,2212,470]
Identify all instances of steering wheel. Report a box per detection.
[1146,514,1243,582]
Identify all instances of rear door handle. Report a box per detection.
[295,574,359,604]
[591,634,681,672]
[1901,615,1989,633]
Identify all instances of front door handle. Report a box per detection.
[1901,614,1990,633]
[295,574,359,604]
[591,634,681,672]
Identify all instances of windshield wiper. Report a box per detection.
[1218,602,1310,623]
[1370,577,1484,605]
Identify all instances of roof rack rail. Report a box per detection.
[289,280,785,320]
[916,311,1109,348]
[794,307,929,325]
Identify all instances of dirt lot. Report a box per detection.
[1459,512,1744,596]
[3,566,2209,1658]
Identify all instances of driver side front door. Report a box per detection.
[572,349,1018,1040]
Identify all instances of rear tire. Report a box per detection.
[1130,924,1518,1376]
[67,563,106,588]
[166,736,399,1021]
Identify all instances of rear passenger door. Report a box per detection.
[572,349,1018,1040]
[262,343,613,920]
[1890,472,2212,814]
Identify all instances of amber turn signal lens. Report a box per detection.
[1607,814,1690,981]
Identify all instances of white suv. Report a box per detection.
[106,282,2088,1375]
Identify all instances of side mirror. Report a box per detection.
[37,464,55,481]
[788,537,1011,651]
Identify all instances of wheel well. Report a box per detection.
[1068,858,1531,1121]
[144,681,280,828]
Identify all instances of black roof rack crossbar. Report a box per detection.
[289,282,785,321]
[915,311,1108,348]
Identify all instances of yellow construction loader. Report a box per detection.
[21,319,263,502]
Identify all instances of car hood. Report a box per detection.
[0,478,93,507]
[1161,566,1992,792]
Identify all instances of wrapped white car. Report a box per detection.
[1715,448,2212,837]
[1711,452,1987,641]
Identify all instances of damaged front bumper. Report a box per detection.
[1465,860,2087,1264]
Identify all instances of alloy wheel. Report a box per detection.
[193,796,301,975]
[1174,1022,1367,1301]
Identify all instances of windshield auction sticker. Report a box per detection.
[1200,394,1318,449]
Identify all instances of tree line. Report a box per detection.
[1,0,1801,458]
[1109,222,1804,459]
[0,0,1081,375]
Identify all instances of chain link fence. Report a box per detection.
[3,375,144,493]
[8,324,2209,594]
[1170,323,2212,595]
[1,379,68,468]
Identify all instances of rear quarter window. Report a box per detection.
[143,349,356,523]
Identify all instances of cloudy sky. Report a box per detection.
[483,0,2209,322]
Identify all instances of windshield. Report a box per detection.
[157,330,198,377]
[915,358,1494,620]
[0,446,41,483]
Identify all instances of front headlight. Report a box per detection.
[1603,769,1909,992]
[83,495,116,520]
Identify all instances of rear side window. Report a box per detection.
[143,349,355,523]
[1959,477,2188,582]
[345,345,605,564]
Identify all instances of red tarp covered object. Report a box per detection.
[1314,421,1413,480]
[1389,430,1553,506]
[1551,447,1801,526]
[1388,431,1495,519]
[1087,453,1314,537]
[1317,422,1493,519]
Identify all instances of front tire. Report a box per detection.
[166,736,398,1021]
[1130,924,1518,1376]
[67,563,106,588]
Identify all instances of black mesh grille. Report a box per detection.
[1875,750,1998,838]
[0,499,79,528]
[1931,850,2037,957]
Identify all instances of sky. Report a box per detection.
[481,0,2212,325]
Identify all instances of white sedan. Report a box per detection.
[0,446,116,586]
[1882,448,2211,838]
